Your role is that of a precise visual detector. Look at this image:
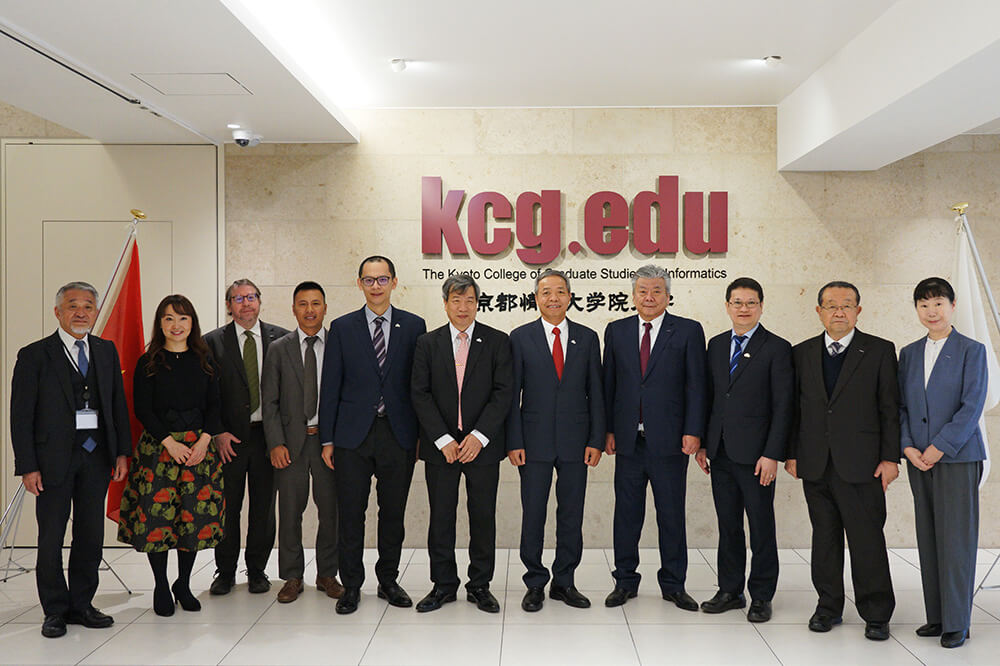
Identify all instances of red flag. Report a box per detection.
[94,235,145,522]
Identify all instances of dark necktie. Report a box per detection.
[829,340,843,356]
[552,327,564,380]
[244,330,259,413]
[304,335,318,421]
[75,340,97,452]
[729,334,747,375]
[639,322,652,375]
[373,316,386,414]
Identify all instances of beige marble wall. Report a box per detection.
[0,101,87,138]
[225,107,1000,550]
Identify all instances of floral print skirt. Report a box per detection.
[117,429,225,552]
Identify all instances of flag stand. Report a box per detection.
[955,203,1000,595]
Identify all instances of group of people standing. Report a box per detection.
[9,257,989,652]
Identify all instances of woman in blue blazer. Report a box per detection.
[899,277,988,649]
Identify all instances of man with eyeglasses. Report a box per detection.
[695,277,792,623]
[784,280,900,641]
[319,256,426,614]
[205,279,289,595]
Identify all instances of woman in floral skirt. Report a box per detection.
[118,294,225,616]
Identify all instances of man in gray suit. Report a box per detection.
[262,281,342,603]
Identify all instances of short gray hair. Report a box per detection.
[55,281,99,309]
[442,274,481,300]
[631,265,670,292]
[534,269,570,293]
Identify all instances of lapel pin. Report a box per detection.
[395,323,401,328]
[571,340,577,345]
[743,352,750,358]
[859,349,865,353]
[476,338,482,343]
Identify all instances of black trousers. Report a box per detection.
[215,423,276,577]
[519,459,587,589]
[425,459,500,591]
[709,452,778,601]
[334,417,415,589]
[802,460,894,622]
[35,444,109,617]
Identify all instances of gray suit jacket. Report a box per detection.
[261,330,316,458]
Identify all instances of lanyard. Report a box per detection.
[62,343,91,407]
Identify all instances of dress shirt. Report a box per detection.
[730,322,760,360]
[823,328,856,355]
[434,321,489,450]
[924,334,948,388]
[365,305,393,349]
[638,311,666,351]
[542,317,569,362]
[57,327,90,369]
[237,319,264,422]
[298,327,326,427]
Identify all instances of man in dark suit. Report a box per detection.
[319,256,426,615]
[507,269,604,612]
[10,282,131,638]
[204,279,288,595]
[262,281,342,604]
[411,275,513,613]
[602,264,706,611]
[695,277,793,623]
[785,280,900,641]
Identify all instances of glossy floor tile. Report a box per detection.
[0,547,997,665]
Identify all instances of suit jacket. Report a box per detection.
[204,320,288,441]
[10,332,132,485]
[704,325,794,464]
[261,330,317,457]
[789,329,901,483]
[411,321,513,466]
[898,329,988,463]
[319,306,426,451]
[602,312,707,457]
[506,318,605,462]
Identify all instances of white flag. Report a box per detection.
[952,220,1000,486]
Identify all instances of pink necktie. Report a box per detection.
[455,331,469,431]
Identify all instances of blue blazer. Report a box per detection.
[506,318,605,462]
[898,329,988,463]
[603,313,707,457]
[319,306,426,451]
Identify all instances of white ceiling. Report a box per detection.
[1,0,1000,170]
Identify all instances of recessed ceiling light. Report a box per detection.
[763,55,782,67]
[390,58,407,73]
[227,123,241,129]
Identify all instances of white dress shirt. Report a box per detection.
[298,327,326,427]
[823,328,855,355]
[730,322,760,359]
[543,317,569,362]
[237,320,264,422]
[638,311,666,350]
[57,327,90,368]
[924,334,949,388]
[434,321,489,450]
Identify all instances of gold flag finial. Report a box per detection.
[130,209,146,220]
[951,202,969,215]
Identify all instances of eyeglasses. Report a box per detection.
[230,294,258,304]
[820,305,857,312]
[728,300,760,309]
[361,276,392,287]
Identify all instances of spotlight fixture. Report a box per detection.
[390,58,407,73]
[227,123,241,129]
[763,55,782,67]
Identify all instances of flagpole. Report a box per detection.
[96,209,144,316]
[953,203,1000,336]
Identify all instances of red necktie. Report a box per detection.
[552,327,564,380]
[640,321,652,375]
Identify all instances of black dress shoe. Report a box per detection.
[41,615,66,638]
[247,571,271,594]
[209,572,235,596]
[662,590,699,612]
[467,586,500,613]
[865,621,890,641]
[700,591,746,614]
[747,599,772,623]
[377,582,413,608]
[941,629,969,648]
[65,605,114,629]
[171,580,202,612]
[550,585,590,609]
[916,622,942,637]
[336,587,361,615]
[521,587,545,612]
[604,587,637,607]
[808,612,842,632]
[416,586,457,612]
[153,585,175,617]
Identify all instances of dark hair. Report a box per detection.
[145,294,214,377]
[726,277,763,303]
[913,277,955,304]
[442,274,481,300]
[225,278,261,302]
[293,281,326,299]
[358,256,396,279]
[817,280,860,306]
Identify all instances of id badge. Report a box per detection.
[76,408,98,429]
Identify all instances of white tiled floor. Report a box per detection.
[1,546,999,665]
